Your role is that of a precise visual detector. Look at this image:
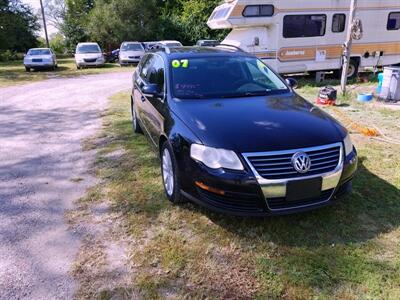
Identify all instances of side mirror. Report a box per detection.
[142,84,162,98]
[286,78,298,89]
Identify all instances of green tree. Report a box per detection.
[0,0,40,51]
[86,0,160,49]
[155,0,226,45]
[62,0,94,50]
[73,0,228,48]
[50,33,66,54]
[174,0,228,45]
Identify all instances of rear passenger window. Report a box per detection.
[387,12,400,30]
[283,15,327,38]
[332,14,346,32]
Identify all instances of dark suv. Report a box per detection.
[131,46,358,216]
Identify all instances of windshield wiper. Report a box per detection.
[219,91,270,98]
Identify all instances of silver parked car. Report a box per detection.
[119,41,145,66]
[75,42,105,69]
[23,48,57,72]
[158,40,183,47]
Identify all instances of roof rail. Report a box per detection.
[149,43,171,54]
[216,44,245,52]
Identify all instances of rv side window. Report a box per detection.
[243,5,274,17]
[332,14,346,33]
[387,12,400,30]
[283,15,327,38]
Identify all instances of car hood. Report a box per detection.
[170,93,347,153]
[75,53,102,59]
[120,50,144,56]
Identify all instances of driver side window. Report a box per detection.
[139,55,165,94]
[147,56,165,94]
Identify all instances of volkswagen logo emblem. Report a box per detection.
[292,152,312,174]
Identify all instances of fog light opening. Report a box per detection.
[195,181,226,196]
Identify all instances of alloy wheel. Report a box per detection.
[162,148,174,196]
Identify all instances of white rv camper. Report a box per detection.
[208,0,400,77]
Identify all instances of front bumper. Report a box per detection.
[180,147,358,217]
[119,58,140,64]
[76,60,105,67]
[24,62,55,68]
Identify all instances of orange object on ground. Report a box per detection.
[332,107,380,137]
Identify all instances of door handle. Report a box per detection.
[141,95,146,102]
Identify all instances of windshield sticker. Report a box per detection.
[257,60,268,72]
[172,59,189,68]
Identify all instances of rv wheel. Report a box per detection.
[346,60,359,79]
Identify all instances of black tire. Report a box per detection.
[334,60,359,79]
[131,100,143,134]
[25,67,30,72]
[342,59,359,79]
[76,65,81,70]
[160,142,185,204]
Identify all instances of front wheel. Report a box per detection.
[25,67,30,72]
[131,103,143,134]
[161,143,185,204]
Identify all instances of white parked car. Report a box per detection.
[23,48,57,72]
[158,40,183,47]
[75,42,105,69]
[119,41,145,66]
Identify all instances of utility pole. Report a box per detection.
[340,0,357,95]
[39,0,50,48]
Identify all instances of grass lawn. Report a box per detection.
[77,81,400,299]
[0,58,132,88]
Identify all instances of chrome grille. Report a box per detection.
[243,143,342,180]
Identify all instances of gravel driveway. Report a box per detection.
[0,72,131,299]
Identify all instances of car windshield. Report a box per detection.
[28,49,51,55]
[77,44,101,53]
[171,56,289,99]
[121,43,143,51]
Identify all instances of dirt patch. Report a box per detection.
[69,197,134,299]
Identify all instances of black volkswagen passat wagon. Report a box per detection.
[130,47,358,216]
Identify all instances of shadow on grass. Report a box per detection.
[197,157,400,248]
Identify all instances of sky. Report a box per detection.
[22,0,58,37]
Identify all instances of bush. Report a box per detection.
[0,50,19,62]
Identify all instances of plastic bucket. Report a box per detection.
[357,93,373,102]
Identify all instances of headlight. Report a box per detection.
[344,134,354,156]
[190,144,244,171]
